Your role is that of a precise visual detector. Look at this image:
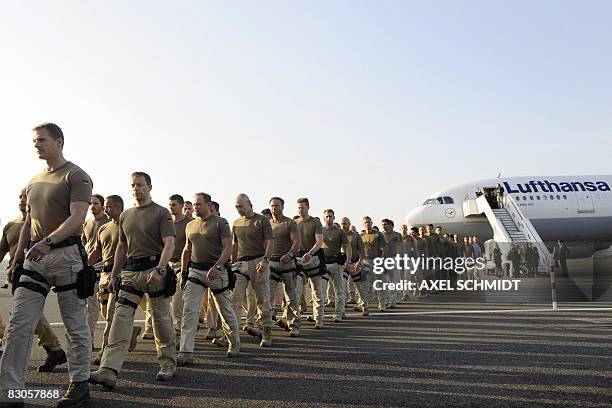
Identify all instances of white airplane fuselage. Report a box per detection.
[406,176,612,255]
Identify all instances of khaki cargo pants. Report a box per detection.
[169,261,183,332]
[97,272,115,354]
[244,283,257,328]
[97,272,147,355]
[100,267,176,373]
[0,245,90,389]
[0,313,62,354]
[348,263,370,312]
[325,263,347,320]
[180,266,239,352]
[294,256,326,325]
[231,258,273,330]
[366,258,388,308]
[269,260,300,330]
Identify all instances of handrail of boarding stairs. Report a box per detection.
[503,194,553,274]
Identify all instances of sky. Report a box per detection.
[1,0,611,229]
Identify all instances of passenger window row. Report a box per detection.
[516,194,567,201]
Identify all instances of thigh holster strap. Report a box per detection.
[350,272,363,282]
[54,282,77,292]
[14,268,51,297]
[117,296,139,309]
[187,275,231,295]
[234,270,250,281]
[17,281,50,297]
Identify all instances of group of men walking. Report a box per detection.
[0,123,435,408]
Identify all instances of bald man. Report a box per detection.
[231,194,274,347]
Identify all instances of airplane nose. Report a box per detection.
[406,206,424,227]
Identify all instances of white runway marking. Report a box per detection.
[49,319,146,327]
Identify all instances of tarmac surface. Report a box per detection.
[1,258,612,407]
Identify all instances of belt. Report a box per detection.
[325,253,346,265]
[191,261,216,270]
[269,258,297,274]
[28,236,81,250]
[124,255,160,271]
[325,254,340,263]
[237,254,264,262]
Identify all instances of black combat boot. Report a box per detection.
[56,380,90,407]
[38,347,67,372]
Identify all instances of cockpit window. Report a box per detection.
[443,196,454,204]
[423,197,445,205]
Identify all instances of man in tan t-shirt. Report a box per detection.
[231,193,274,347]
[0,187,68,372]
[82,193,110,345]
[400,224,415,302]
[268,197,301,337]
[90,172,177,388]
[87,195,141,366]
[341,217,368,315]
[361,216,388,312]
[322,209,352,323]
[168,194,193,334]
[295,198,325,328]
[201,202,222,341]
[382,219,403,308]
[177,192,239,365]
[0,123,93,406]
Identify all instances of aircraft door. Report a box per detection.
[576,193,595,213]
[465,186,480,199]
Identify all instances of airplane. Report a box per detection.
[405,175,612,258]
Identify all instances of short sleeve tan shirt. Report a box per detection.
[322,226,348,257]
[232,213,272,259]
[186,215,232,264]
[119,201,176,258]
[83,215,110,255]
[172,215,193,259]
[26,161,93,241]
[296,216,323,253]
[0,217,25,262]
[270,216,298,258]
[94,220,121,264]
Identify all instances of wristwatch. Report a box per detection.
[213,264,222,271]
[263,257,268,262]
[43,237,54,247]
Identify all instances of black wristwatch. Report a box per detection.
[43,237,54,247]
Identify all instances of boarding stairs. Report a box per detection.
[463,194,552,274]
